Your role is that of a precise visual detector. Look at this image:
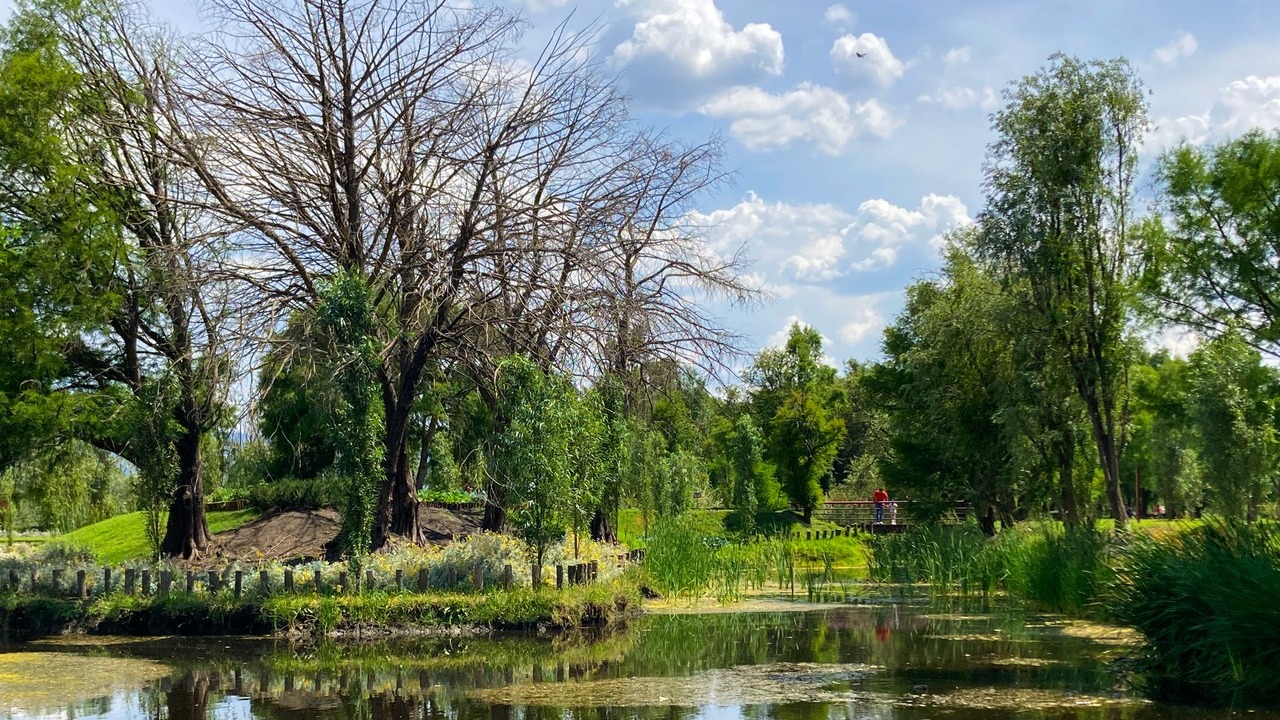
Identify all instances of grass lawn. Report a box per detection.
[58,509,261,564]
[4,535,54,546]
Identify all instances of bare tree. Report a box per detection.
[171,0,758,546]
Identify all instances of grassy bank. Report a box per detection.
[1,580,640,640]
[57,509,261,563]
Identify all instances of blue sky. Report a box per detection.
[6,0,1280,370]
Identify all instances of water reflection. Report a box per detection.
[3,603,1276,720]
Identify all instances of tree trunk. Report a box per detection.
[1079,389,1127,529]
[413,415,439,491]
[372,386,423,549]
[589,508,616,543]
[482,477,507,532]
[1057,436,1079,525]
[979,505,996,536]
[160,419,211,559]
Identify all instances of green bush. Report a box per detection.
[247,475,344,511]
[1107,521,1280,706]
[418,488,482,505]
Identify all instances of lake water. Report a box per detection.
[2,599,1274,719]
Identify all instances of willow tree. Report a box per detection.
[977,54,1147,527]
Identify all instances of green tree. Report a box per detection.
[490,356,577,571]
[719,414,775,535]
[746,324,843,518]
[978,54,1148,527]
[874,249,1029,532]
[1187,331,1280,521]
[0,0,237,557]
[769,390,845,522]
[1125,352,1201,517]
[1147,130,1280,353]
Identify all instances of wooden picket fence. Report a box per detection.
[0,548,648,599]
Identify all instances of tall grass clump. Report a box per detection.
[643,515,722,599]
[992,523,1109,615]
[1107,521,1280,707]
[866,524,993,593]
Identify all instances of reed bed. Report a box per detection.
[1106,520,1280,706]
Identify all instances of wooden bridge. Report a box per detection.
[810,501,970,534]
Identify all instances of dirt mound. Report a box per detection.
[207,504,484,564]
[418,504,482,544]
[210,509,341,563]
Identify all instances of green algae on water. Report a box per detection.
[0,652,168,710]
[469,662,879,706]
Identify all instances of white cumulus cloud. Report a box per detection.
[1148,74,1280,149]
[690,192,853,283]
[700,84,900,155]
[1153,32,1198,65]
[848,194,971,271]
[831,32,905,87]
[841,305,886,343]
[692,192,969,282]
[824,4,854,27]
[610,0,783,106]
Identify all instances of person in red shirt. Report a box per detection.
[873,487,889,524]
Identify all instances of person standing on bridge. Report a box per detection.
[873,487,889,524]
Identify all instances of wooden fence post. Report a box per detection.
[365,570,374,590]
[52,569,62,594]
[160,570,172,594]
[259,570,269,594]
[395,569,403,591]
[141,570,151,596]
[503,565,513,589]
[234,570,243,600]
[284,570,294,593]
[313,569,322,594]
[338,571,348,594]
[472,564,483,591]
[556,565,564,590]
[102,567,112,594]
[76,570,87,598]
[418,568,429,592]
[208,570,219,594]
[124,569,136,595]
[185,571,195,594]
[589,561,598,581]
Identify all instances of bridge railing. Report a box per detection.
[813,501,970,526]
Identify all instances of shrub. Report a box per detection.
[247,475,344,511]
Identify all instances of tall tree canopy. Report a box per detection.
[977,54,1147,527]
